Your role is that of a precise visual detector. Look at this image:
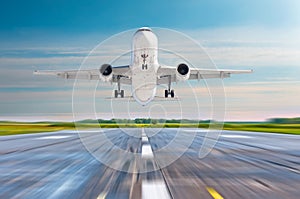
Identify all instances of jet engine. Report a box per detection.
[99,64,113,82]
[176,63,190,81]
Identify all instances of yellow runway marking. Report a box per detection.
[97,192,107,199]
[206,187,224,199]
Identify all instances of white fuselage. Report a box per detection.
[130,28,159,106]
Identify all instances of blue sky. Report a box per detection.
[0,0,299,121]
[0,0,299,31]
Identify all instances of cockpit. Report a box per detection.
[135,27,152,33]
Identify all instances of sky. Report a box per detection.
[0,0,300,121]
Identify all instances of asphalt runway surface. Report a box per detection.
[0,128,300,199]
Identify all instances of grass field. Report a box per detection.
[0,121,299,136]
[222,123,300,135]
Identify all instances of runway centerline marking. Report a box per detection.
[206,187,224,199]
[140,128,172,199]
[142,144,154,158]
[142,136,149,142]
[142,180,171,199]
[141,128,153,158]
[35,135,71,140]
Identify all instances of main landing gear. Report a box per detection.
[165,89,174,98]
[164,75,175,98]
[114,75,124,98]
[114,90,124,98]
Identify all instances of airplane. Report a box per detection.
[34,27,252,106]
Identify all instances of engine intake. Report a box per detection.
[176,63,190,81]
[100,64,112,76]
[177,63,189,75]
[99,64,113,82]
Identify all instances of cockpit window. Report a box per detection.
[139,28,151,31]
[135,28,152,33]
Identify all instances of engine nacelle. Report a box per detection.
[176,63,190,81]
[99,64,113,82]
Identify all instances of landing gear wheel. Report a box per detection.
[170,90,175,98]
[114,90,124,98]
[115,75,124,98]
[165,90,168,98]
[164,89,175,98]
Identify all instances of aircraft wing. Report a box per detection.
[157,65,252,84]
[34,65,132,84]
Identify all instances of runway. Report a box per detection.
[0,128,300,199]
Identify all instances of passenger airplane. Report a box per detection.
[34,27,252,106]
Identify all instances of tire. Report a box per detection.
[121,90,124,98]
[165,90,168,98]
[114,90,118,98]
[170,90,175,98]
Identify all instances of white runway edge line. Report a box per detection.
[183,129,211,133]
[35,136,71,140]
[141,128,171,199]
[220,135,252,138]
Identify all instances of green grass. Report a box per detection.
[222,123,300,135]
[0,121,299,136]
